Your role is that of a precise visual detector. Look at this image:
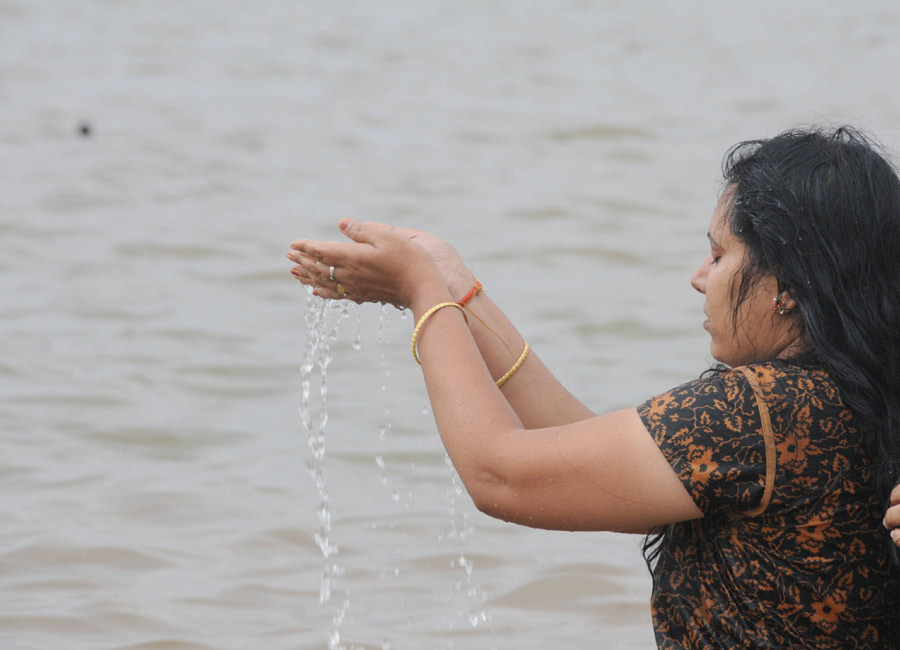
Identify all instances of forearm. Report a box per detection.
[452,285,595,427]
[409,281,525,493]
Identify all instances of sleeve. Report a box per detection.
[637,369,769,516]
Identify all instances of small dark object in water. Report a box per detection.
[78,122,92,137]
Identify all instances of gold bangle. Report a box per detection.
[410,302,469,365]
[496,341,530,387]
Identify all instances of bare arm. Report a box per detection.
[288,220,701,533]
[365,224,595,428]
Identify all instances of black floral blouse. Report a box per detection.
[638,362,900,649]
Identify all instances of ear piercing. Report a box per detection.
[773,295,792,315]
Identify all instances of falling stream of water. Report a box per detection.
[299,293,494,648]
[299,290,350,649]
[375,304,392,493]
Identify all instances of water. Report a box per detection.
[298,294,345,630]
[3,1,900,648]
[299,294,496,649]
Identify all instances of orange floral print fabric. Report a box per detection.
[638,362,900,649]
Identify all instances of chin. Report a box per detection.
[710,346,744,368]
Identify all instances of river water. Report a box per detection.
[3,1,900,648]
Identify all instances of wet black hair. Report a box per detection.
[644,126,900,573]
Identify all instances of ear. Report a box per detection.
[783,289,799,310]
[773,289,798,315]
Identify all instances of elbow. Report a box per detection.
[469,486,508,521]
[466,469,536,525]
[464,463,588,531]
[458,465,518,522]
[468,481,557,529]
[453,430,538,524]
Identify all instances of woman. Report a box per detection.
[287,127,900,648]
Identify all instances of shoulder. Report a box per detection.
[741,361,839,402]
[637,365,756,432]
[635,362,839,517]
[639,362,839,421]
[741,362,855,447]
[745,362,868,487]
[636,367,770,515]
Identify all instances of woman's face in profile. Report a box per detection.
[691,191,801,367]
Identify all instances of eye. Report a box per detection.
[710,253,721,265]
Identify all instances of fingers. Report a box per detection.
[886,484,900,525]
[311,281,361,303]
[286,239,367,303]
[288,238,370,294]
[884,483,900,546]
[290,220,411,260]
[338,218,385,246]
[289,238,360,260]
[367,221,419,239]
[288,254,318,288]
[290,219,391,262]
[289,258,359,302]
[889,522,900,546]
[286,233,353,301]
[286,250,338,286]
[886,504,900,529]
[287,218,427,307]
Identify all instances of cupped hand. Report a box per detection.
[287,219,444,309]
[887,483,900,547]
[365,223,476,300]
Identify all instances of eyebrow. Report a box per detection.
[707,231,721,247]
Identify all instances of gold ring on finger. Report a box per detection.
[336,282,348,297]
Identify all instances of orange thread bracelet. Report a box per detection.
[410,302,469,365]
[457,280,483,306]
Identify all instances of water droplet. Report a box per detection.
[352,304,362,350]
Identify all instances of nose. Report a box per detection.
[691,255,709,294]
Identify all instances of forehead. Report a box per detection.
[708,188,735,242]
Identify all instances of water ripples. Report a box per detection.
[4,1,900,648]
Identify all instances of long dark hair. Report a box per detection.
[645,126,900,573]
